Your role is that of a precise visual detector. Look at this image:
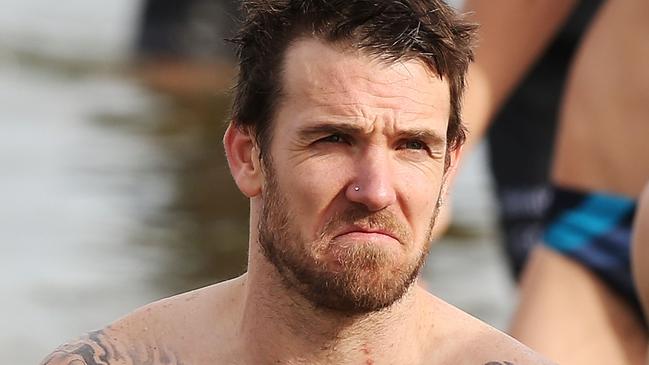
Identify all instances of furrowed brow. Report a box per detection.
[297,122,365,140]
[397,128,446,147]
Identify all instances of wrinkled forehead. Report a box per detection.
[278,37,451,119]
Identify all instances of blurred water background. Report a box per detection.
[0,1,515,364]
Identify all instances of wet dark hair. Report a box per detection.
[229,0,476,158]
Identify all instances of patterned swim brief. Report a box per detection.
[543,186,643,316]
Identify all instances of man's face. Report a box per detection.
[257,38,453,313]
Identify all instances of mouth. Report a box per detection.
[333,226,401,245]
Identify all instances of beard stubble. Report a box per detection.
[257,160,442,314]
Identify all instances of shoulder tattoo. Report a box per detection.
[40,330,121,365]
[40,330,184,365]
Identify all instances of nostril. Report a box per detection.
[345,179,397,212]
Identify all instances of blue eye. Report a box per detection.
[403,140,426,150]
[320,134,345,143]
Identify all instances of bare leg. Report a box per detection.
[632,182,649,364]
[510,246,647,365]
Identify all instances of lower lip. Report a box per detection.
[335,231,400,245]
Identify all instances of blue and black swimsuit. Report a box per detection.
[543,186,644,319]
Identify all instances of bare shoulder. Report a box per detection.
[40,276,245,365]
[464,325,557,365]
[40,329,134,365]
[39,327,188,365]
[420,293,556,365]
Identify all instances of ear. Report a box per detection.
[223,123,263,197]
[441,144,463,198]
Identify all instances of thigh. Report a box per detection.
[510,246,647,365]
[633,183,649,321]
[632,182,649,364]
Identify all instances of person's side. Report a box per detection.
[460,0,649,364]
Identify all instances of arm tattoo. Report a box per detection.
[40,330,184,365]
[41,331,118,365]
[484,362,515,365]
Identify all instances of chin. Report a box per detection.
[292,245,424,314]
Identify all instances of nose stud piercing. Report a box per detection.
[354,186,360,191]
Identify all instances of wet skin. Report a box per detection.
[258,38,453,295]
[39,328,521,365]
[41,38,552,365]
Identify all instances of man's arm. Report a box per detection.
[460,0,579,151]
[40,330,122,365]
[40,327,183,365]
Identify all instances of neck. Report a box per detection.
[236,246,429,364]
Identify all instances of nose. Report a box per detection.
[345,148,397,211]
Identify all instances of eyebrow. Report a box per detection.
[297,122,447,146]
[395,128,446,147]
[297,122,365,141]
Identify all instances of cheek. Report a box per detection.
[275,158,349,233]
[396,165,445,229]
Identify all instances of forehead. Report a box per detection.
[278,38,450,122]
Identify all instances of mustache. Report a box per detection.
[319,204,411,243]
